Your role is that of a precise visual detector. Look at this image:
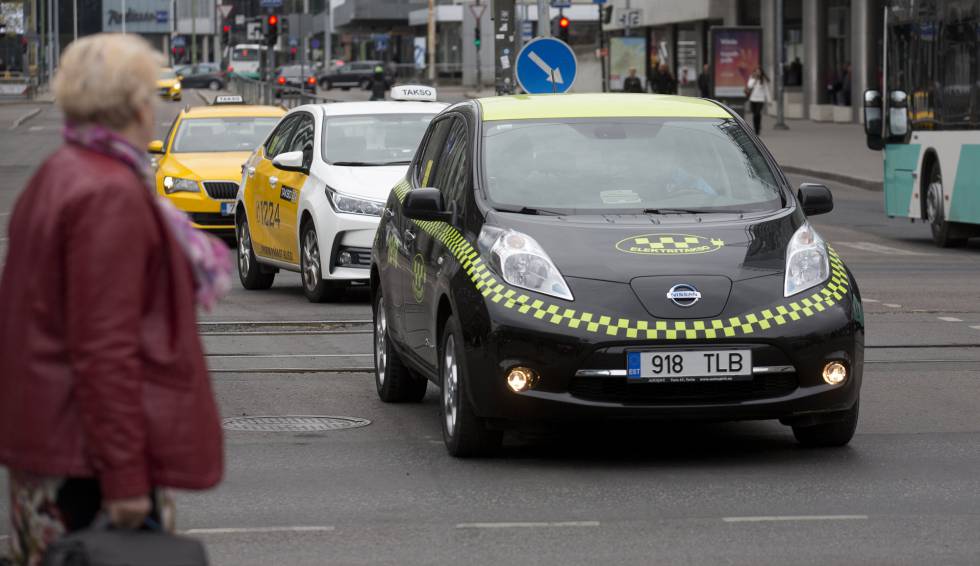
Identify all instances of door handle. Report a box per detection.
[247,166,256,177]
[269,176,278,187]
[404,228,416,243]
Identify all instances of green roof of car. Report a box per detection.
[477,93,731,121]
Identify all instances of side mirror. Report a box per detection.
[798,183,833,216]
[863,89,884,151]
[147,139,165,154]
[888,90,909,141]
[403,188,450,222]
[271,150,308,173]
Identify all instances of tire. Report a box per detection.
[792,399,859,448]
[208,80,221,91]
[925,162,967,247]
[300,222,344,303]
[360,79,371,90]
[173,95,182,102]
[320,78,332,90]
[237,217,275,290]
[341,86,350,91]
[374,289,427,403]
[440,318,503,457]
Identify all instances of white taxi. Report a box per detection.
[234,85,447,301]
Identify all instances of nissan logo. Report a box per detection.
[666,284,701,307]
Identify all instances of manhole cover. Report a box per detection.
[222,415,371,432]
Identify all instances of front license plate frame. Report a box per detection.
[220,202,235,216]
[626,349,753,383]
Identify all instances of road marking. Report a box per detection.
[10,107,41,130]
[938,317,963,322]
[185,526,335,535]
[456,521,599,529]
[862,298,880,303]
[971,326,980,331]
[836,241,923,255]
[883,303,902,308]
[722,515,868,523]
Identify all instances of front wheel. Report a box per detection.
[320,79,332,90]
[300,222,344,303]
[374,289,427,403]
[441,318,503,457]
[360,79,371,90]
[237,217,275,290]
[792,400,859,447]
[208,80,221,91]
[926,163,967,247]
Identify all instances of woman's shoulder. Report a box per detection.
[46,145,144,194]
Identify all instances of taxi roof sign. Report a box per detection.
[212,95,245,105]
[390,85,437,102]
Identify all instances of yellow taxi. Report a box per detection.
[150,95,286,240]
[157,67,183,101]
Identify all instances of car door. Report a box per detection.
[402,116,458,363]
[248,114,299,262]
[270,111,315,262]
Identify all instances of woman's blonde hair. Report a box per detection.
[54,33,163,129]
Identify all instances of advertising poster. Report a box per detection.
[711,27,761,98]
[104,0,170,34]
[609,36,646,92]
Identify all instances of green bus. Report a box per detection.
[864,0,980,246]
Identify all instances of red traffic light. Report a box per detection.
[268,15,278,26]
[559,16,570,28]
[223,25,231,33]
[277,76,286,85]
[307,76,316,85]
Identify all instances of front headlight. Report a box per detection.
[326,187,384,216]
[172,82,181,91]
[163,176,200,194]
[784,222,830,297]
[482,227,573,301]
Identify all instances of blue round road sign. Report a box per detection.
[515,37,577,94]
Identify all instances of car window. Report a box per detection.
[431,118,469,212]
[264,115,299,158]
[170,117,280,153]
[415,118,454,187]
[287,114,316,168]
[322,113,434,166]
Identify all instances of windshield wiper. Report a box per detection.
[642,208,714,215]
[496,206,564,216]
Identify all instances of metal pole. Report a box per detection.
[121,0,126,34]
[427,0,436,83]
[52,0,59,70]
[191,0,197,65]
[45,0,51,84]
[537,0,549,37]
[73,0,78,42]
[598,3,606,92]
[774,0,788,129]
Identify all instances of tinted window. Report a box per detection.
[415,118,453,186]
[431,119,469,211]
[172,117,280,153]
[265,116,299,157]
[287,114,316,167]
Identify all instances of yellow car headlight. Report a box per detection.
[163,176,199,194]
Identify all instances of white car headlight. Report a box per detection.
[482,227,573,301]
[327,187,384,217]
[784,222,830,297]
[163,176,199,194]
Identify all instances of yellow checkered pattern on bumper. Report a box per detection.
[392,182,851,340]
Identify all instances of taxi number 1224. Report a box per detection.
[256,200,281,228]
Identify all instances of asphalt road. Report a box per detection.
[1,92,979,565]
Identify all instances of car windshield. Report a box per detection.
[171,117,280,153]
[483,118,783,214]
[159,69,177,80]
[232,48,259,62]
[322,114,434,166]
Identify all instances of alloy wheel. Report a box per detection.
[238,222,251,275]
[302,229,321,291]
[375,298,387,387]
[443,335,458,437]
[927,181,942,224]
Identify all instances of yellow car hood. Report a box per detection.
[159,152,251,181]
[157,78,179,88]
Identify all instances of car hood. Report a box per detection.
[159,152,251,181]
[483,209,803,284]
[157,79,178,88]
[325,165,409,202]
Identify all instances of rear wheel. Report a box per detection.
[926,162,967,247]
[208,79,221,91]
[237,217,275,290]
[301,222,344,303]
[360,78,371,90]
[374,289,427,403]
[441,318,503,457]
[792,400,859,448]
[320,78,332,90]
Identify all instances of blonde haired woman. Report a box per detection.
[0,34,230,565]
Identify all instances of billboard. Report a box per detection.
[104,0,170,34]
[608,36,646,92]
[710,27,761,98]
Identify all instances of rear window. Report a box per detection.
[172,117,280,153]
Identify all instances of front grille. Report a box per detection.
[188,212,235,227]
[335,246,371,269]
[568,374,798,405]
[158,86,171,96]
[203,181,238,200]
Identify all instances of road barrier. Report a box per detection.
[0,72,35,100]
[228,74,340,108]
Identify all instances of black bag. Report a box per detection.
[42,519,208,566]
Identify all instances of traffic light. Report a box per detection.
[474,26,481,48]
[265,14,279,47]
[557,15,570,43]
[222,24,231,45]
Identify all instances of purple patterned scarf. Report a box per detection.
[63,123,232,311]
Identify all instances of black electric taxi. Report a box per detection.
[370,94,864,457]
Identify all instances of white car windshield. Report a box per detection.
[483,118,783,214]
[322,114,433,166]
[172,117,280,153]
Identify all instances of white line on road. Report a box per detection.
[938,317,963,322]
[722,515,868,523]
[10,107,41,130]
[456,521,600,529]
[971,325,980,331]
[883,303,902,308]
[185,526,335,535]
[862,298,880,303]
[836,241,923,255]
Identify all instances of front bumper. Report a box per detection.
[159,181,237,235]
[311,198,379,282]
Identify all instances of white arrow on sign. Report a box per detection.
[528,51,564,84]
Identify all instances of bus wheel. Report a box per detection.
[925,163,967,248]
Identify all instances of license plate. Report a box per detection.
[220,202,235,216]
[627,350,752,383]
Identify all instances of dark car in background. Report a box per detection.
[175,62,226,91]
[318,60,383,91]
[273,65,317,98]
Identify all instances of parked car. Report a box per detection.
[175,62,226,91]
[274,65,317,98]
[318,60,383,91]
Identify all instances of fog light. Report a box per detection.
[337,250,352,266]
[822,361,847,385]
[506,367,538,393]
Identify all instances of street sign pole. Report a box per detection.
[492,0,516,94]
[427,0,436,84]
[469,1,486,89]
[774,0,789,130]
[537,0,550,37]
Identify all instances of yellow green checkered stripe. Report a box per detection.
[391,181,851,340]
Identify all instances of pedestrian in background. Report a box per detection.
[623,67,644,93]
[370,64,389,101]
[0,34,230,565]
[697,63,711,98]
[651,63,677,94]
[745,67,770,135]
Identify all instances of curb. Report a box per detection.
[195,89,211,105]
[780,165,882,192]
[10,107,42,130]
